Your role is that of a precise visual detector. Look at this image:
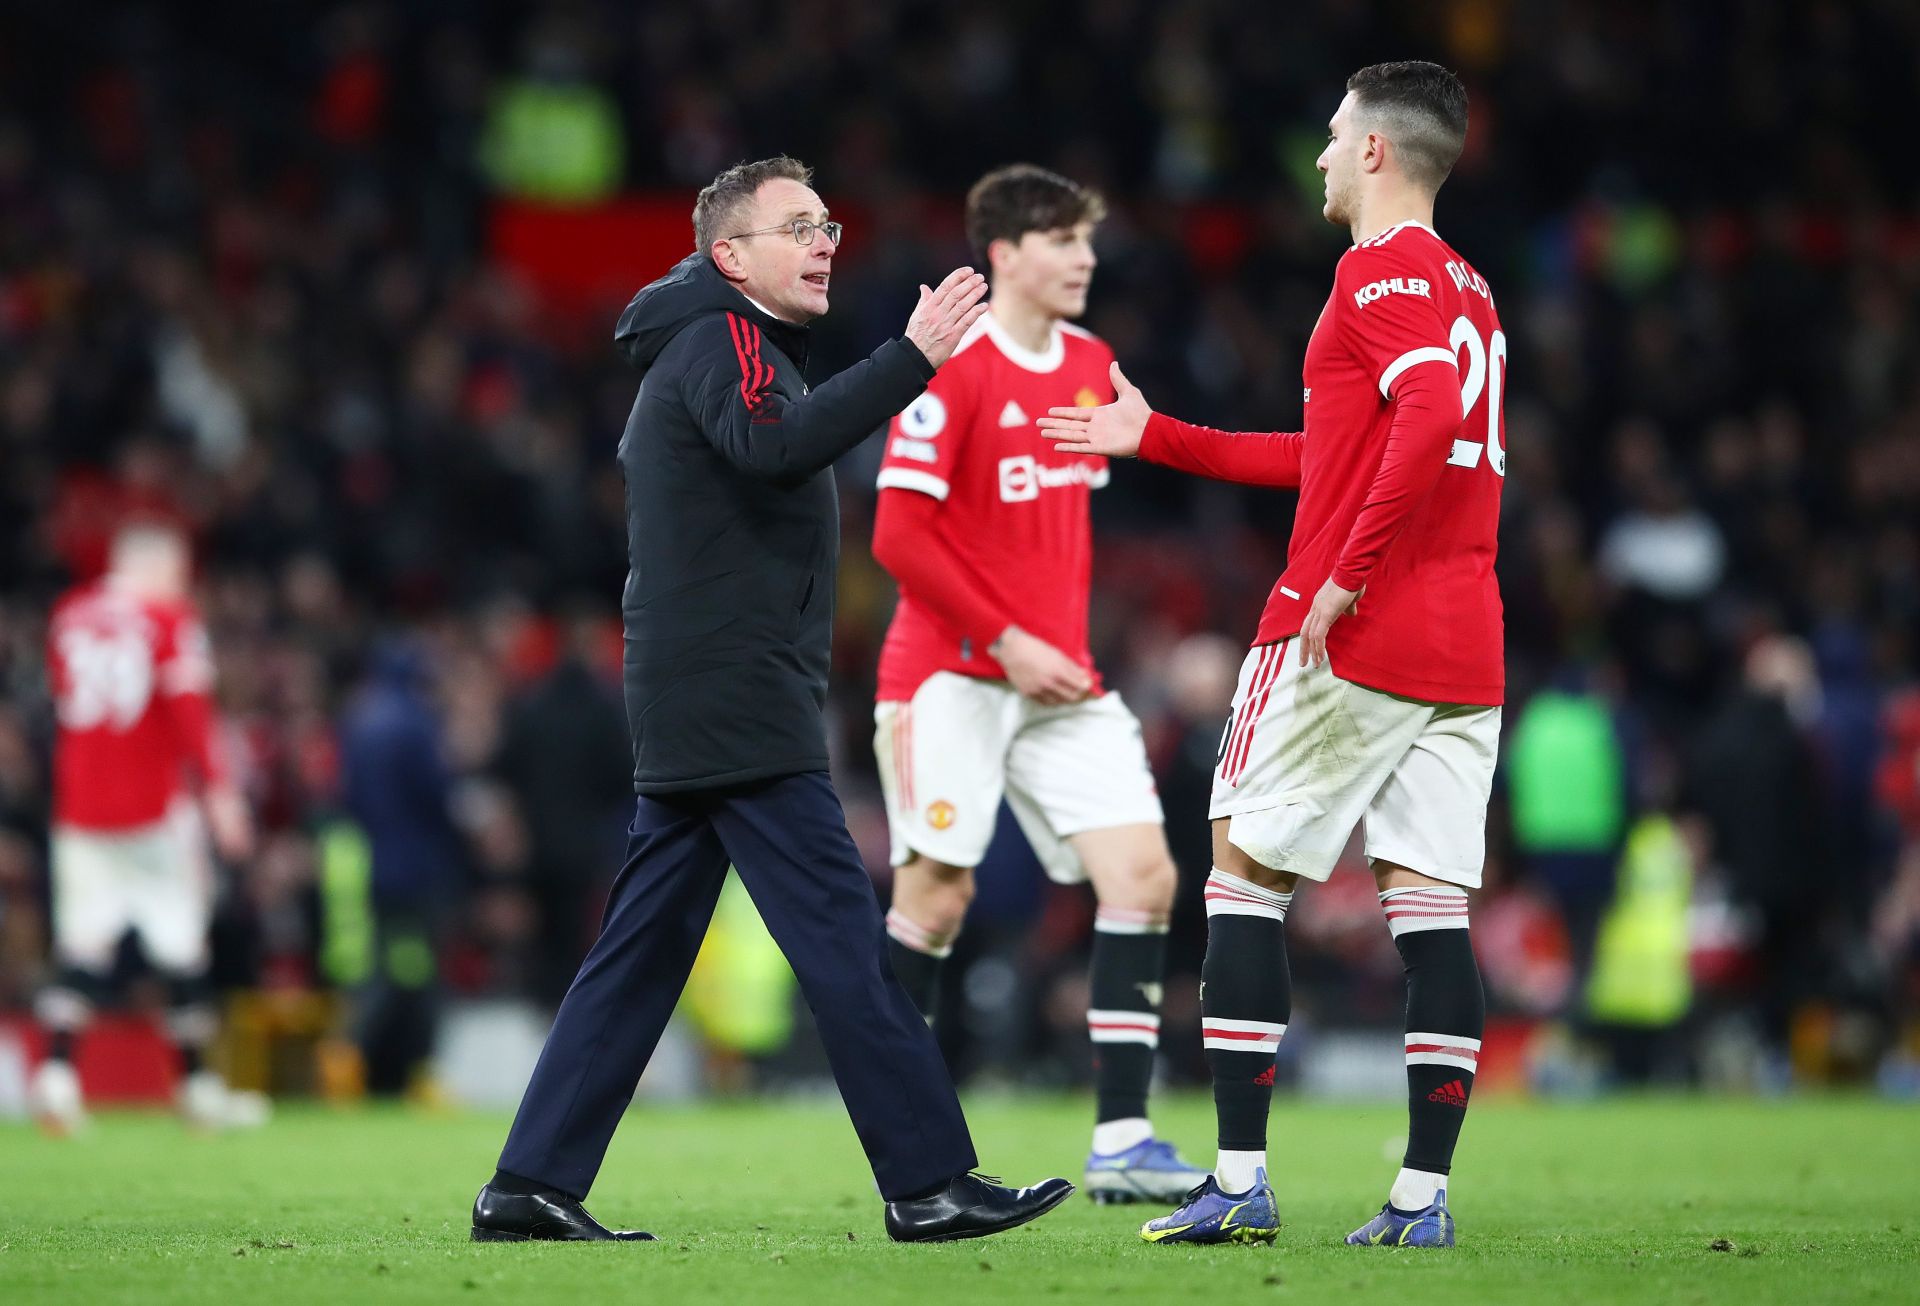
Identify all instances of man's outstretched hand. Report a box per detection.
[1039,361,1152,459]
[904,268,989,368]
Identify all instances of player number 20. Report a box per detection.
[1444,316,1506,477]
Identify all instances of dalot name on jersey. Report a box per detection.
[1353,276,1431,309]
[1445,260,1492,300]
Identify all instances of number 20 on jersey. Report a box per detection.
[1444,315,1506,477]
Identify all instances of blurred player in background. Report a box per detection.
[31,520,264,1133]
[871,164,1205,1204]
[1046,62,1502,1247]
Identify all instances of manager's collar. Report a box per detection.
[723,277,811,369]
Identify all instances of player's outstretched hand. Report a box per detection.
[1039,361,1152,458]
[991,625,1093,706]
[904,268,989,368]
[1299,578,1362,670]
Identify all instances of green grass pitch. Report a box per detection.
[1,1094,1912,1304]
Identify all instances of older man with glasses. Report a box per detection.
[470,156,1074,1245]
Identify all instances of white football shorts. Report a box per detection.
[875,672,1164,883]
[51,800,213,974]
[1208,639,1501,888]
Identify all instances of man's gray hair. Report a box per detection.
[693,156,815,255]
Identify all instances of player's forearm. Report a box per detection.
[168,691,232,788]
[871,491,1011,646]
[1138,413,1304,487]
[1330,366,1462,589]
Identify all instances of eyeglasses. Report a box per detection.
[726,218,844,247]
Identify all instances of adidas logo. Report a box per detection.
[1427,1079,1469,1107]
[1253,1064,1276,1087]
[998,399,1030,428]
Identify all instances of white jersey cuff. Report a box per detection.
[875,468,951,500]
[1378,346,1458,398]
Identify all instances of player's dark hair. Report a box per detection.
[694,156,815,256]
[1346,61,1468,191]
[965,164,1107,265]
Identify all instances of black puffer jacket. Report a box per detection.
[612,252,934,793]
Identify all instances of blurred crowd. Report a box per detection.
[2,0,1918,1096]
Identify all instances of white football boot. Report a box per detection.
[30,1059,90,1136]
[179,1069,273,1131]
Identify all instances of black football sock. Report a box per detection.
[1087,906,1169,1130]
[1201,869,1293,1164]
[35,969,100,1065]
[1382,886,1483,1197]
[167,975,217,1081]
[884,908,955,1019]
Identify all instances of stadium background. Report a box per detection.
[1,0,1918,1117]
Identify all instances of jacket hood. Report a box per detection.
[614,252,809,375]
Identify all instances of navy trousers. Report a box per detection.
[496,770,977,1201]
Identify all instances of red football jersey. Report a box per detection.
[1256,220,1506,705]
[874,313,1115,701]
[48,581,229,830]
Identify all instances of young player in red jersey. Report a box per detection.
[1045,63,1501,1247]
[871,165,1205,1203]
[32,521,264,1133]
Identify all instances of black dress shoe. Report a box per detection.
[470,1183,657,1242]
[885,1172,1075,1243]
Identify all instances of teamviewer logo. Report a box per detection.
[996,454,1107,502]
[998,454,1039,502]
